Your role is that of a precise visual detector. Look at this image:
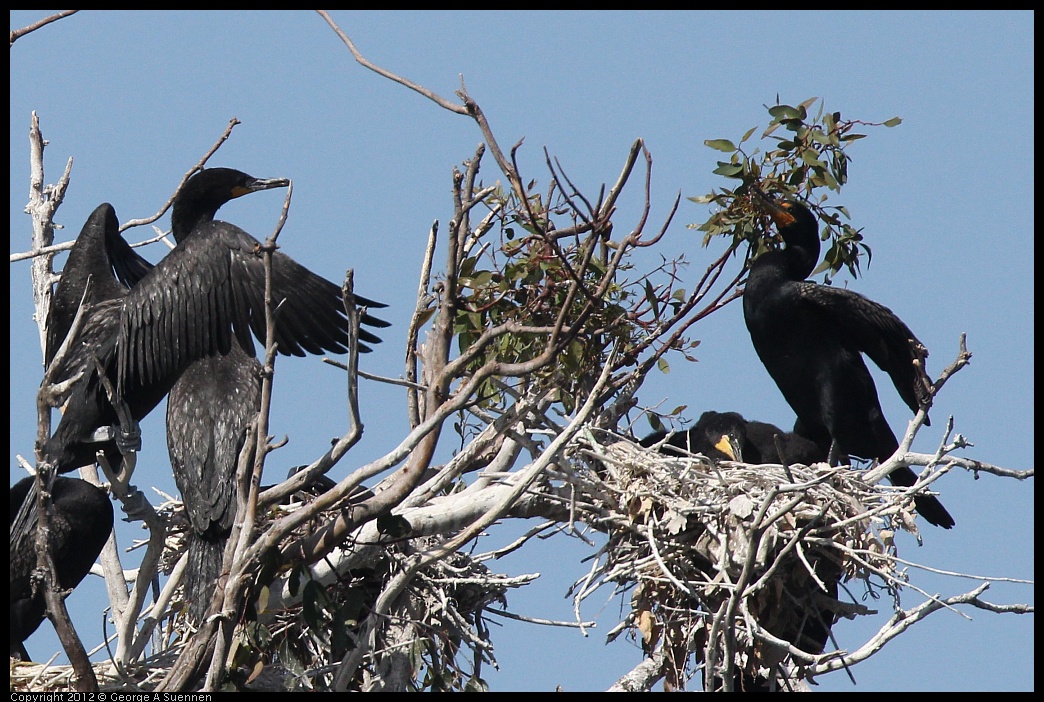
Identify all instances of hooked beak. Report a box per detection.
[714,433,743,463]
[232,176,291,199]
[752,187,796,230]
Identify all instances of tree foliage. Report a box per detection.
[10,11,1032,694]
[691,96,903,283]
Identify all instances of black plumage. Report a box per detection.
[741,195,954,529]
[641,410,826,466]
[42,169,389,478]
[43,203,151,474]
[640,410,839,691]
[93,167,390,622]
[9,475,113,660]
[166,344,260,625]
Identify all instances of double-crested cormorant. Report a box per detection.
[640,411,838,691]
[168,168,388,623]
[10,475,113,660]
[42,169,388,478]
[166,344,260,624]
[641,410,826,466]
[742,195,954,529]
[73,168,390,622]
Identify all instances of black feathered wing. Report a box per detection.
[106,226,156,290]
[794,281,932,421]
[114,219,383,396]
[45,204,129,368]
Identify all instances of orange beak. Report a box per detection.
[752,188,797,229]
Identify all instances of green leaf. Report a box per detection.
[739,126,758,144]
[588,255,606,276]
[503,238,524,254]
[414,305,435,328]
[643,279,660,318]
[768,104,801,120]
[809,128,831,145]
[815,168,840,192]
[459,256,477,278]
[712,162,744,177]
[883,116,903,127]
[656,357,670,374]
[800,149,827,169]
[465,677,490,692]
[705,138,737,152]
[797,96,819,113]
[255,546,280,590]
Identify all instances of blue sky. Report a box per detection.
[9,11,1032,692]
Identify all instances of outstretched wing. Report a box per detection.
[45,204,130,367]
[116,220,385,395]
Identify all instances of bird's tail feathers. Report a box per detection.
[184,531,228,623]
[889,465,955,529]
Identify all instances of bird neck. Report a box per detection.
[171,198,220,243]
[748,244,817,285]
[779,226,820,280]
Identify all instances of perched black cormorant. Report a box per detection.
[641,410,826,466]
[165,343,261,624]
[742,195,954,529]
[10,475,113,660]
[42,170,388,478]
[68,167,389,623]
[165,168,387,623]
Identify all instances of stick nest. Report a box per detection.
[567,433,912,690]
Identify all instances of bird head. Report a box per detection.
[186,167,290,204]
[712,432,743,463]
[227,170,291,200]
[171,168,291,242]
[751,189,817,238]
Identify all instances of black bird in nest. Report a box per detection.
[640,410,826,466]
[640,410,840,691]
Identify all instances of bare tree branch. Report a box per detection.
[10,10,79,47]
